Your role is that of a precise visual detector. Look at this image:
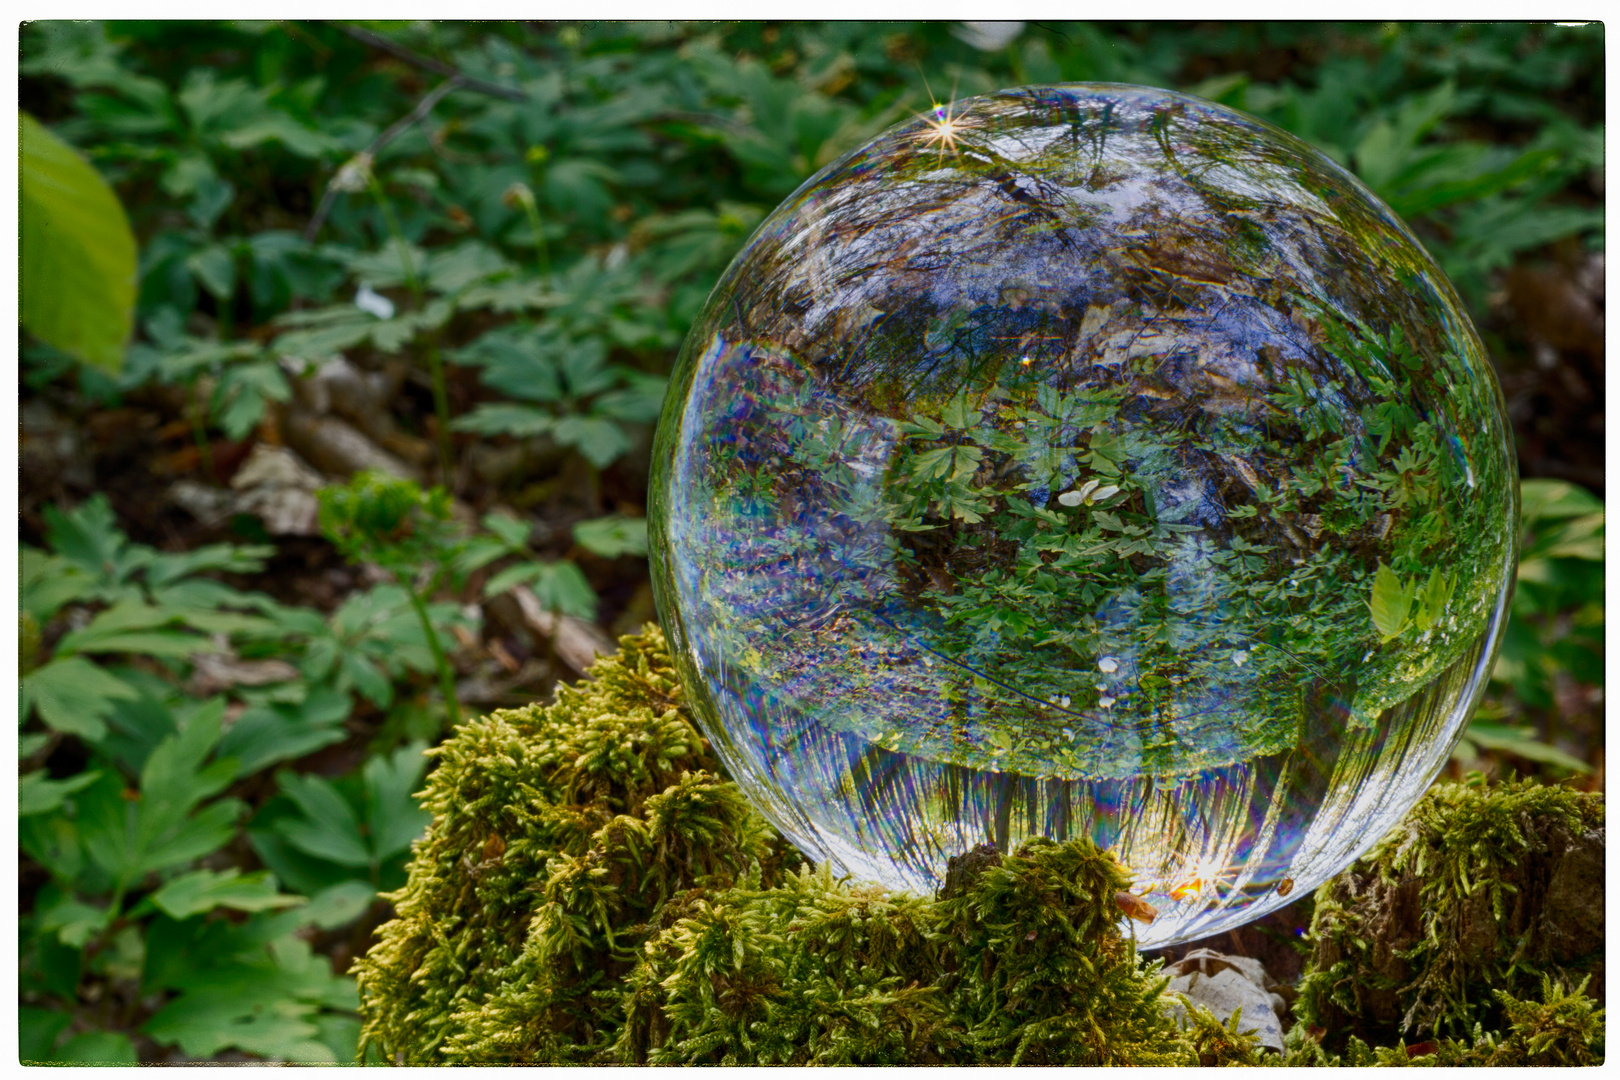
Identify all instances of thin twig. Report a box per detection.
[302,23,528,242]
[333,22,528,103]
[304,77,461,242]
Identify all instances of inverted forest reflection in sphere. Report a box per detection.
[648,83,1516,946]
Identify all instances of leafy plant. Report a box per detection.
[20,111,138,372]
[317,472,470,729]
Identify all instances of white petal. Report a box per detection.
[355,283,395,320]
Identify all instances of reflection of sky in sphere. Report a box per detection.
[650,83,1517,946]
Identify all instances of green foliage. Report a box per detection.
[18,20,1604,1063]
[1491,479,1604,709]
[20,111,137,372]
[16,493,451,1063]
[1294,775,1604,1050]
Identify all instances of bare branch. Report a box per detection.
[304,77,461,242]
[334,22,528,103]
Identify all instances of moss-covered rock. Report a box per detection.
[1294,774,1604,1052]
[353,627,1234,1065]
[355,626,1603,1066]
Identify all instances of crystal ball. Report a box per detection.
[648,83,1516,945]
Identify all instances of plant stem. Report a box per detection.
[367,174,423,306]
[190,382,216,478]
[518,189,549,276]
[423,333,454,485]
[368,174,452,482]
[404,583,460,732]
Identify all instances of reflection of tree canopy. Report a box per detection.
[662,84,1515,781]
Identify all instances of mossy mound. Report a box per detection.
[1295,773,1604,1057]
[352,627,1240,1065]
[354,626,1603,1066]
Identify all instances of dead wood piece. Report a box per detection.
[1162,948,1287,1053]
[511,585,614,677]
[188,650,301,697]
[282,406,417,481]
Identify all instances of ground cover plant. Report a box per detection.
[18,19,1603,1063]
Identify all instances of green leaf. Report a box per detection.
[362,742,431,863]
[19,1007,73,1063]
[1412,568,1455,631]
[217,688,351,778]
[272,772,371,868]
[186,243,236,300]
[78,704,244,883]
[20,112,137,372]
[22,657,137,740]
[36,885,113,947]
[20,769,102,817]
[510,560,597,620]
[52,1029,139,1065]
[1465,723,1593,773]
[21,548,98,622]
[553,414,634,467]
[148,868,304,920]
[452,402,556,437]
[481,512,533,550]
[53,600,210,659]
[574,514,649,558]
[1368,562,1412,642]
[1519,478,1603,524]
[144,992,333,1063]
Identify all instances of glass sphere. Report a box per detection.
[648,83,1516,945]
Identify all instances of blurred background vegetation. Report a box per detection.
[17,20,1603,1064]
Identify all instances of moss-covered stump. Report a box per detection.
[354,626,1602,1066]
[1295,775,1604,1060]
[352,627,1245,1065]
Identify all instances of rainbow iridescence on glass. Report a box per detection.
[649,83,1516,946]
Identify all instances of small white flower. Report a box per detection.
[1061,727,1075,740]
[355,283,394,320]
[1098,656,1119,674]
[330,152,374,193]
[1057,695,1072,708]
[1231,650,1249,667]
[1099,695,1116,709]
[954,21,1024,50]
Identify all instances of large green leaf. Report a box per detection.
[19,112,137,372]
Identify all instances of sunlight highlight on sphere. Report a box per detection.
[648,83,1517,946]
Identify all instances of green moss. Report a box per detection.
[1294,773,1604,1052]
[354,626,1238,1065]
[355,626,1602,1066]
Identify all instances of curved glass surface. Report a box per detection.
[649,83,1517,945]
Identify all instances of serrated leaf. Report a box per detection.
[573,514,648,558]
[272,772,370,868]
[20,769,102,817]
[21,657,137,739]
[362,742,431,863]
[217,688,351,778]
[52,1030,139,1065]
[1368,562,1413,641]
[452,402,556,437]
[20,113,137,372]
[1413,568,1455,630]
[149,868,304,920]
